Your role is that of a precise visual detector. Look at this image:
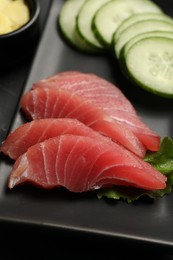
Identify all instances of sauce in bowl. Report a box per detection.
[0,0,30,35]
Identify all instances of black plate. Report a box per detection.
[1,0,173,257]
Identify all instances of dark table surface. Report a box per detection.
[1,0,173,259]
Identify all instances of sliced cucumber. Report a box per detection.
[119,31,173,78]
[92,0,162,48]
[58,0,96,53]
[125,37,173,98]
[122,31,173,58]
[114,20,173,58]
[76,0,110,50]
[114,12,172,42]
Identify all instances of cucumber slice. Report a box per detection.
[58,0,96,53]
[122,31,173,58]
[114,12,172,42]
[125,37,173,98]
[92,0,162,47]
[115,20,173,58]
[119,31,173,78]
[76,0,110,50]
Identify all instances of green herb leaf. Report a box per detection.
[144,137,173,174]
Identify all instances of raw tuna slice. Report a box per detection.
[0,118,106,160]
[39,71,86,82]
[8,135,166,191]
[20,87,146,158]
[33,71,160,151]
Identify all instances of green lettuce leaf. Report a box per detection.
[97,137,173,203]
[144,137,173,174]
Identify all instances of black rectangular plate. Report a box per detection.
[1,0,173,256]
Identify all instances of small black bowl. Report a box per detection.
[0,0,40,67]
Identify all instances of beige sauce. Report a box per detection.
[0,0,30,35]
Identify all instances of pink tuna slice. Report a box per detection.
[0,118,110,160]
[20,87,146,158]
[33,71,160,152]
[8,135,166,192]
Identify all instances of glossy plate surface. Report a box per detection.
[0,0,173,255]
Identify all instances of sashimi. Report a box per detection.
[0,118,106,160]
[8,135,166,192]
[33,71,137,115]
[33,71,160,151]
[20,87,146,158]
[39,70,87,82]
